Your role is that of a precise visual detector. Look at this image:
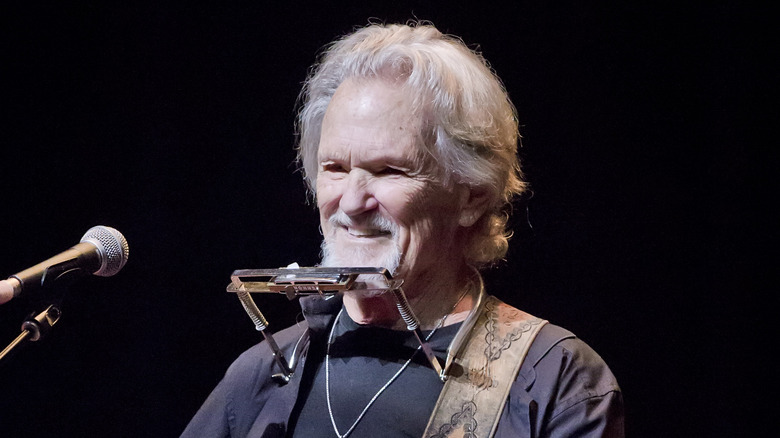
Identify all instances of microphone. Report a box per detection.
[0,226,129,305]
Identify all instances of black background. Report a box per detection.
[0,2,769,437]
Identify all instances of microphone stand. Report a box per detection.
[0,263,79,364]
[0,305,62,363]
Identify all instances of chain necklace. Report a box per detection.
[325,291,468,438]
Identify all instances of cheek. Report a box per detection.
[371,181,428,222]
[406,191,463,243]
[392,184,458,222]
[316,180,341,213]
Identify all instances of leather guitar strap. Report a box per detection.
[423,296,547,438]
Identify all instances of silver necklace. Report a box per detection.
[325,292,467,438]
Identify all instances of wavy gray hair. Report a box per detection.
[296,21,525,267]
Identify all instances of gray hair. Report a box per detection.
[296,21,525,267]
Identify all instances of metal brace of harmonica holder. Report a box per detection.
[227,267,446,383]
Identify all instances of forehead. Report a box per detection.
[318,78,428,162]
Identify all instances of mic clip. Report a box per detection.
[0,305,62,363]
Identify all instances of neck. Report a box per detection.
[342,265,479,330]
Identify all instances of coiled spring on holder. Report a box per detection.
[235,289,292,378]
[236,290,269,331]
[390,289,419,331]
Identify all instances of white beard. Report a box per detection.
[320,210,402,297]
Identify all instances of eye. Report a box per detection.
[321,161,347,174]
[376,167,406,176]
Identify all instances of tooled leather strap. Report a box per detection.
[423,296,547,438]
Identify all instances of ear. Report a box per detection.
[457,185,492,228]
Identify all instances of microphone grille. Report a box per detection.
[81,226,130,277]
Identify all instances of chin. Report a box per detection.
[320,239,402,273]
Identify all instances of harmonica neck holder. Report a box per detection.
[227,267,445,382]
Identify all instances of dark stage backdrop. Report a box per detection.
[0,2,767,437]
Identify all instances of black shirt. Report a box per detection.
[289,309,461,438]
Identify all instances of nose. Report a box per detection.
[339,170,378,216]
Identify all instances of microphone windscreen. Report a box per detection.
[80,226,129,277]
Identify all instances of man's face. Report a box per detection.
[316,78,469,290]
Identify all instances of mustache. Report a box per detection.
[320,210,403,279]
[327,210,398,235]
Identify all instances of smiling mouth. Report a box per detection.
[345,227,392,238]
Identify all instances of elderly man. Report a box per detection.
[183,22,624,438]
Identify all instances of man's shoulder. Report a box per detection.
[487,298,615,383]
[495,317,623,437]
[518,321,621,405]
[524,321,618,379]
